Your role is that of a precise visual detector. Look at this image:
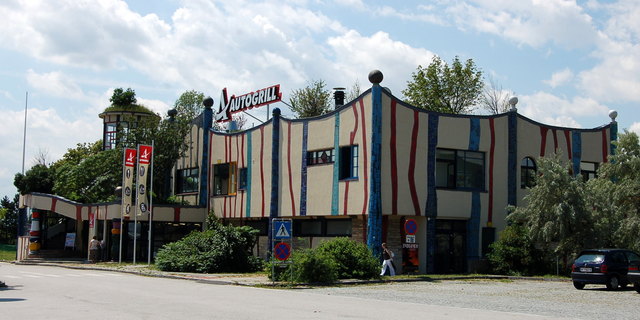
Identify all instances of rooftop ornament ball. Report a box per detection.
[203,96,214,109]
[368,70,383,84]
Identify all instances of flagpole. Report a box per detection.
[21,92,28,174]
[119,150,126,263]
[148,140,154,264]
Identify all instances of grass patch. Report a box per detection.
[0,244,16,261]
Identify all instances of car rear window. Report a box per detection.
[575,254,605,264]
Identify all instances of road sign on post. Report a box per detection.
[274,220,292,240]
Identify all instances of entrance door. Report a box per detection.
[434,220,466,274]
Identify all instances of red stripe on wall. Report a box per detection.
[343,102,360,215]
[540,127,548,157]
[390,100,398,215]
[488,118,495,225]
[408,110,421,216]
[602,128,608,163]
[564,130,572,160]
[287,122,296,216]
[552,129,558,152]
[359,100,369,215]
[260,127,265,218]
[235,135,240,218]
[241,134,245,219]
[51,198,57,212]
[174,207,181,222]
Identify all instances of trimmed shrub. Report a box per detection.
[487,224,551,276]
[270,237,379,284]
[155,221,263,273]
[315,237,379,279]
[288,248,339,284]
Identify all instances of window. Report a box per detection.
[436,149,485,190]
[339,145,359,180]
[244,219,268,236]
[213,162,237,196]
[292,218,352,237]
[104,123,117,150]
[176,168,199,194]
[326,219,352,236]
[238,168,248,190]
[521,157,537,188]
[307,148,334,165]
[580,162,598,181]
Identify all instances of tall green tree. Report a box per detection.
[587,131,640,252]
[0,194,19,244]
[402,56,483,114]
[508,154,593,262]
[110,88,137,107]
[289,79,332,118]
[14,164,54,195]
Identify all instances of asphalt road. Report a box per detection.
[1,263,565,320]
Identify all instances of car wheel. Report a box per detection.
[634,282,640,294]
[606,276,619,290]
[573,281,585,290]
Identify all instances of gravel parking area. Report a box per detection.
[308,279,639,320]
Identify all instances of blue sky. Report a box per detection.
[1,0,639,199]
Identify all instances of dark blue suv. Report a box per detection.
[571,249,640,290]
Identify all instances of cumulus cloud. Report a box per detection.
[544,68,574,88]
[443,0,598,49]
[627,122,640,135]
[26,69,85,100]
[519,92,610,128]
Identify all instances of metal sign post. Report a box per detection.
[271,218,292,282]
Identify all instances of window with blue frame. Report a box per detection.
[339,145,358,180]
[436,148,485,190]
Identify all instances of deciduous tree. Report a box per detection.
[402,56,483,114]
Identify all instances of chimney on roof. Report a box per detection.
[333,87,346,108]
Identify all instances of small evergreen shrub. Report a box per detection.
[155,220,263,273]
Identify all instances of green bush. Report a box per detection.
[288,249,339,284]
[487,224,551,276]
[155,220,263,273]
[315,237,379,279]
[270,237,379,284]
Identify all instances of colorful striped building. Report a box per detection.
[174,70,617,273]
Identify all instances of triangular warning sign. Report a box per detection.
[276,223,290,238]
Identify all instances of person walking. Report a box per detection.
[380,242,395,276]
[89,236,100,263]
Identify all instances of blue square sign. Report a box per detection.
[274,220,292,240]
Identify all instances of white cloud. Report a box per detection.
[0,106,101,197]
[444,0,598,49]
[629,122,640,136]
[26,69,85,100]
[327,31,436,94]
[519,91,609,128]
[544,68,574,88]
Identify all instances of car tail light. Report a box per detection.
[630,266,639,271]
[571,264,576,272]
[600,264,608,273]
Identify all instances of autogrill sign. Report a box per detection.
[214,84,282,122]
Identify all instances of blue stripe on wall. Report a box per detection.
[246,131,252,218]
[426,113,439,274]
[331,113,340,215]
[300,122,308,216]
[367,85,383,259]
[199,108,213,207]
[467,191,481,260]
[508,112,517,206]
[469,118,480,151]
[572,131,582,176]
